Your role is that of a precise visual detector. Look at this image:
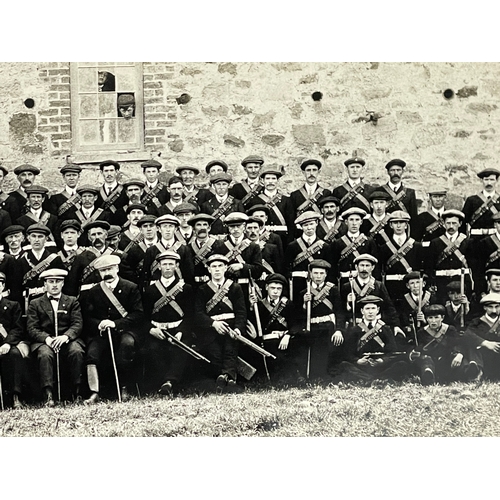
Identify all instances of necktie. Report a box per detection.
[48,295,59,301]
[368,322,374,330]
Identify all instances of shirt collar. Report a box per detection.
[106,277,120,290]
[146,180,158,189]
[64,245,78,252]
[104,181,118,191]
[348,179,361,187]
[482,190,496,198]
[160,276,176,288]
[65,186,77,196]
[215,194,228,203]
[388,181,402,191]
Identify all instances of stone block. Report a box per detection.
[292,125,326,147]
[223,135,245,148]
[456,86,478,98]
[466,103,498,114]
[218,63,237,76]
[168,139,184,152]
[262,134,285,146]
[252,111,275,128]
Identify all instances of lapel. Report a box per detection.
[40,294,55,319]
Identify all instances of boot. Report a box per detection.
[44,387,55,408]
[121,386,131,402]
[84,365,100,405]
[73,383,83,404]
[12,393,23,410]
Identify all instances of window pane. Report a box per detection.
[115,67,136,92]
[99,120,117,143]
[80,120,99,144]
[99,93,116,118]
[80,95,98,118]
[78,67,97,92]
[117,118,137,143]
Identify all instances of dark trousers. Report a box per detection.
[201,333,239,380]
[86,332,137,386]
[35,340,85,392]
[0,346,26,395]
[413,353,467,383]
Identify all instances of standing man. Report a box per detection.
[113,179,154,227]
[414,189,448,243]
[187,213,218,286]
[290,159,331,219]
[462,168,500,238]
[1,225,26,259]
[96,160,128,215]
[315,196,347,243]
[175,166,213,208]
[158,176,186,216]
[229,155,264,209]
[361,190,393,246]
[4,163,41,222]
[141,159,169,213]
[331,157,373,214]
[474,212,500,295]
[56,220,85,274]
[379,159,418,221]
[47,163,82,219]
[117,204,147,253]
[81,254,144,403]
[173,203,197,244]
[27,269,85,405]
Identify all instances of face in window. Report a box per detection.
[118,105,135,119]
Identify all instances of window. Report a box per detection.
[70,63,145,157]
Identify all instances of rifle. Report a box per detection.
[306,279,312,378]
[227,327,276,359]
[460,268,465,330]
[160,329,211,364]
[54,309,61,403]
[348,270,356,327]
[417,275,423,329]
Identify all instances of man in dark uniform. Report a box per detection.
[200,173,244,237]
[315,196,347,243]
[361,189,393,246]
[246,166,295,247]
[142,250,194,395]
[0,225,26,259]
[0,164,9,207]
[378,159,418,222]
[462,167,500,239]
[414,189,448,243]
[4,163,40,222]
[95,160,128,216]
[443,280,471,330]
[194,254,247,390]
[0,272,26,409]
[173,203,197,244]
[289,159,331,220]
[113,179,157,227]
[474,211,500,295]
[246,204,284,260]
[141,159,169,213]
[46,163,82,218]
[81,254,144,403]
[158,176,186,216]
[175,166,213,208]
[229,155,264,209]
[27,268,85,405]
[56,220,86,275]
[331,157,373,214]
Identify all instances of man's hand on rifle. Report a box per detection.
[394,326,406,338]
[150,327,166,340]
[213,321,230,335]
[331,331,344,346]
[228,328,241,339]
[481,340,500,353]
[303,292,312,303]
[174,332,182,342]
[98,319,116,331]
[347,292,355,307]
[51,335,69,352]
[228,263,243,273]
[0,343,10,355]
[416,311,425,323]
[278,334,290,350]
[451,352,463,367]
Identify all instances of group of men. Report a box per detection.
[0,154,500,409]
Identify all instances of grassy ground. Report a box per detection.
[1,379,499,437]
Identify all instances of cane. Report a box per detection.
[54,310,61,403]
[0,370,4,411]
[306,279,312,379]
[107,327,122,403]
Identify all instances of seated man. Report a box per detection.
[443,280,471,330]
[410,304,467,385]
[27,268,85,406]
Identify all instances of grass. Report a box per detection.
[1,379,500,437]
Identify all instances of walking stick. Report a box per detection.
[306,279,312,379]
[0,371,4,411]
[106,326,122,403]
[54,310,61,403]
[349,270,356,326]
[460,268,465,329]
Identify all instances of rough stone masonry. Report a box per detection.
[0,62,499,210]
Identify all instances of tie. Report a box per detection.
[368,322,374,330]
[48,295,59,301]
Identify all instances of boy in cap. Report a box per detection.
[96,160,128,214]
[27,268,85,405]
[229,155,264,209]
[175,165,213,208]
[173,203,197,244]
[194,254,247,390]
[0,271,27,409]
[361,189,393,246]
[142,250,195,395]
[414,189,448,242]
[141,159,169,211]
[47,163,82,218]
[443,280,471,330]
[315,196,347,243]
[81,254,144,403]
[4,163,40,222]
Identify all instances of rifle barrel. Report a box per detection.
[228,328,276,359]
[162,330,211,363]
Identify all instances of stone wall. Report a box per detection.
[0,62,499,210]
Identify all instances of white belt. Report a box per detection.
[262,332,282,341]
[422,241,430,247]
[385,274,406,281]
[211,313,235,321]
[435,269,470,277]
[215,234,227,240]
[267,225,287,232]
[195,275,209,283]
[152,320,182,330]
[340,271,358,278]
[471,228,495,235]
[291,271,308,278]
[311,313,335,324]
[238,278,249,284]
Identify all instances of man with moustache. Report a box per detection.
[4,164,41,222]
[414,189,449,243]
[141,159,169,213]
[1,225,26,259]
[187,214,218,286]
[113,179,156,227]
[96,160,128,215]
[118,204,147,253]
[315,196,347,243]
[229,155,264,209]
[246,204,284,261]
[158,176,186,216]
[175,166,213,208]
[47,164,83,219]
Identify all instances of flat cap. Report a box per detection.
[247,216,264,227]
[423,304,446,316]
[480,293,500,305]
[404,271,427,284]
[295,211,321,226]
[93,254,121,270]
[210,172,232,184]
[246,204,270,217]
[259,166,284,179]
[385,159,406,170]
[442,209,465,221]
[176,165,200,175]
[318,196,340,208]
[389,210,411,222]
[358,295,383,306]
[155,214,180,226]
[126,203,146,215]
[369,190,391,201]
[137,215,157,227]
[141,159,162,170]
[223,212,249,225]
[188,213,215,226]
[308,259,331,270]
[477,168,500,179]
[446,280,462,292]
[340,207,367,219]
[59,219,81,233]
[1,225,25,239]
[205,160,229,174]
[300,159,322,170]
[0,165,8,176]
[25,185,49,196]
[206,253,229,265]
[40,268,68,280]
[117,93,135,106]
[428,189,447,196]
[354,253,378,265]
[266,273,288,287]
[85,220,111,232]
[60,163,82,175]
[106,225,121,239]
[123,178,145,190]
[14,164,40,175]
[241,155,264,167]
[344,158,365,167]
[486,268,500,277]
[173,202,198,215]
[26,223,51,236]
[99,160,120,171]
[156,250,181,262]
[77,185,99,195]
